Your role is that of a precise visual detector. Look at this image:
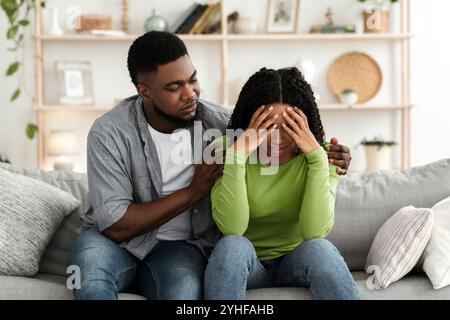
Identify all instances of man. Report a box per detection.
[68,31,352,300]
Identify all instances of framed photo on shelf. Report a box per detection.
[55,61,94,105]
[266,0,301,34]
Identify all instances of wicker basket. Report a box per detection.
[328,52,382,103]
[78,15,112,32]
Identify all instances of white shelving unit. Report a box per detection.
[38,33,412,41]
[34,0,411,171]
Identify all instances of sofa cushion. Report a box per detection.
[2,159,450,278]
[365,206,434,288]
[353,271,450,300]
[0,163,88,277]
[2,272,448,300]
[421,196,450,289]
[0,274,145,300]
[246,272,450,300]
[0,168,80,276]
[327,159,450,271]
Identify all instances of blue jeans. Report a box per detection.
[68,228,206,300]
[204,235,360,300]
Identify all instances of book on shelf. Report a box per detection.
[176,4,208,34]
[189,2,221,35]
[203,11,239,34]
[169,3,197,33]
[195,3,221,34]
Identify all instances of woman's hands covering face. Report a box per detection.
[232,105,278,155]
[281,106,321,155]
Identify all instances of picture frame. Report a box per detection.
[266,0,301,34]
[55,61,94,105]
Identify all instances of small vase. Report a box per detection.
[232,17,257,34]
[144,9,168,32]
[364,145,393,172]
[340,90,359,105]
[48,8,64,36]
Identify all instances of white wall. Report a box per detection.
[0,0,449,172]
[410,0,450,166]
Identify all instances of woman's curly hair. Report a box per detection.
[227,67,326,146]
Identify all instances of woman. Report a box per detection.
[204,67,359,300]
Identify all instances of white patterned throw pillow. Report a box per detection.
[365,206,434,289]
[0,168,80,276]
[421,196,450,289]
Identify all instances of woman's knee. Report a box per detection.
[210,235,255,264]
[216,235,254,255]
[299,239,350,276]
[300,239,341,258]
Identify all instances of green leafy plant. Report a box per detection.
[0,153,11,164]
[357,0,399,4]
[358,0,398,11]
[341,88,357,95]
[361,136,397,150]
[1,0,45,140]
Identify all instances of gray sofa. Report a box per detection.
[1,159,450,300]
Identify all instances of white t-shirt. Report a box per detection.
[148,124,195,241]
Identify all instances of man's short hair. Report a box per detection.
[127,31,188,85]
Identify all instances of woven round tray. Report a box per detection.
[328,52,382,103]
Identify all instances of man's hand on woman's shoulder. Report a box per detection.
[325,137,352,176]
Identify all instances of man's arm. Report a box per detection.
[104,163,222,243]
[104,187,201,244]
[87,130,221,244]
[326,137,352,176]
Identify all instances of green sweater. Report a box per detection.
[211,141,340,261]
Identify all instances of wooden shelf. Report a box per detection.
[225,33,413,41]
[318,104,414,111]
[37,34,223,42]
[38,104,413,112]
[225,104,413,111]
[34,0,412,170]
[36,106,111,112]
[37,33,413,42]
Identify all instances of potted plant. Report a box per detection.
[339,89,359,105]
[358,0,399,33]
[1,0,45,140]
[361,136,397,172]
